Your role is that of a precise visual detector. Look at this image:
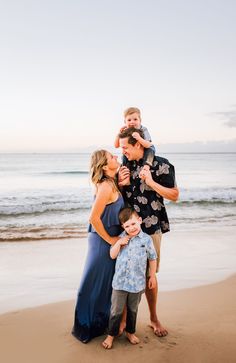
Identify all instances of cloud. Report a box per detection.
[211,106,236,127]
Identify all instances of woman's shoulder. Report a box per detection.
[96,179,114,194]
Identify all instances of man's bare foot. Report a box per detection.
[149,320,168,337]
[102,335,114,349]
[126,332,140,344]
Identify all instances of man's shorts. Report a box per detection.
[147,231,162,275]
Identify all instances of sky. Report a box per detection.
[0,0,236,152]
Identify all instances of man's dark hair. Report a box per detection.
[118,127,144,146]
[119,207,140,225]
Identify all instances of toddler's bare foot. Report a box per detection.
[126,332,140,344]
[102,335,114,349]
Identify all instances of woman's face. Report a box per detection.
[105,152,120,171]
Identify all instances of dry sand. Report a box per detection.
[0,275,236,363]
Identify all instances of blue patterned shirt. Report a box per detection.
[112,230,157,293]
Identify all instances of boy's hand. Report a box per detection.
[132,131,142,141]
[148,276,156,289]
[118,235,130,246]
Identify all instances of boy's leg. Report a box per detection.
[103,290,127,349]
[125,291,142,344]
[108,290,128,336]
[145,232,168,337]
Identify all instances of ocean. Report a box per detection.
[0,152,236,312]
[0,152,235,241]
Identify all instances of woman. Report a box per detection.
[72,150,124,343]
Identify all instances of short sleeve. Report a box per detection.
[146,236,157,260]
[153,160,176,188]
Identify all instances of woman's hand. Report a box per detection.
[109,236,121,245]
[118,166,130,187]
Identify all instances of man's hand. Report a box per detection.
[118,166,130,187]
[139,168,153,186]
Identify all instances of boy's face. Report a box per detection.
[124,112,141,129]
[123,214,142,237]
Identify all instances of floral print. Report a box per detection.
[123,156,176,234]
[112,230,157,293]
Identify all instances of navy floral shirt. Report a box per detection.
[123,156,176,235]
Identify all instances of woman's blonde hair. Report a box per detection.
[90,149,118,191]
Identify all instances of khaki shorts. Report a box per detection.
[147,231,162,275]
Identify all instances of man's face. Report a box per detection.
[119,137,139,160]
[124,112,141,129]
[123,214,142,237]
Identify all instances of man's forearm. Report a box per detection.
[148,180,179,201]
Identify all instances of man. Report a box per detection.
[118,127,179,337]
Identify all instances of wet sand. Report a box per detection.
[1,275,236,363]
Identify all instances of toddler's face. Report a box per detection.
[124,112,141,129]
[123,215,142,237]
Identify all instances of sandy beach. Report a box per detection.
[1,274,236,363]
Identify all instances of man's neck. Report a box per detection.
[135,148,144,162]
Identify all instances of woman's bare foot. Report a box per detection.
[126,332,140,344]
[102,335,114,349]
[149,319,168,337]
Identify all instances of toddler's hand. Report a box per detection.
[120,126,127,133]
[132,132,141,140]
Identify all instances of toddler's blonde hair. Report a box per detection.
[124,107,141,119]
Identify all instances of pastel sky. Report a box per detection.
[1,0,236,152]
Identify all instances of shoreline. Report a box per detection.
[1,225,236,314]
[1,275,236,363]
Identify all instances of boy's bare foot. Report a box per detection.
[126,332,140,344]
[102,335,114,349]
[149,320,168,337]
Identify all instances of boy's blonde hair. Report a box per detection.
[124,107,141,118]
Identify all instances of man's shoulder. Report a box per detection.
[152,155,174,169]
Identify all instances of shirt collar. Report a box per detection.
[130,229,145,239]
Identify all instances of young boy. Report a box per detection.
[114,107,156,169]
[102,207,157,349]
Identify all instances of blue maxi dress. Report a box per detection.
[72,195,124,343]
